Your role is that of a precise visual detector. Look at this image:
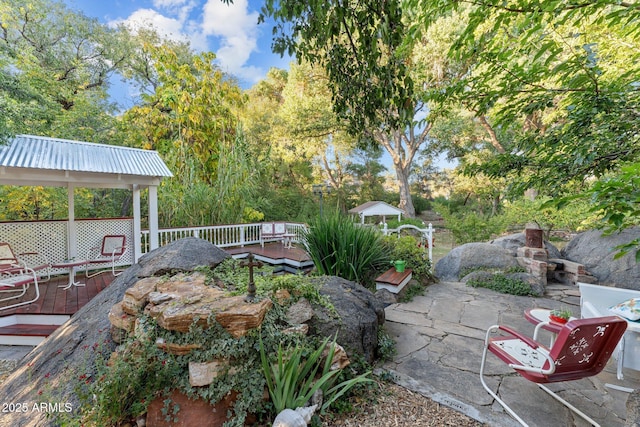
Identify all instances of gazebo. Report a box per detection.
[348,201,405,224]
[0,135,173,262]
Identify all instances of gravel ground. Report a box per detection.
[322,380,483,427]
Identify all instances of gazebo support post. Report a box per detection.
[67,183,77,259]
[148,185,159,252]
[133,185,142,263]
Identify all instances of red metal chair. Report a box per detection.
[0,242,51,282]
[0,265,40,312]
[480,316,627,427]
[85,235,128,278]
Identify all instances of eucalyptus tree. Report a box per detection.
[0,0,127,141]
[260,0,428,217]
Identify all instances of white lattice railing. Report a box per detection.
[0,218,134,274]
[1,219,307,268]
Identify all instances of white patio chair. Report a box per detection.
[0,264,40,312]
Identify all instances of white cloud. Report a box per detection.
[111,9,188,42]
[201,0,262,82]
[110,0,265,84]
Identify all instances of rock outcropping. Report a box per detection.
[563,227,640,290]
[0,237,385,427]
[0,237,229,427]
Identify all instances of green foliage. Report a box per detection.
[376,328,397,362]
[503,197,599,234]
[383,235,434,284]
[587,163,640,260]
[398,283,426,303]
[261,0,414,134]
[68,266,375,427]
[412,195,431,215]
[0,0,122,139]
[551,308,573,320]
[303,213,389,285]
[260,336,373,415]
[467,273,536,296]
[384,217,426,229]
[433,202,507,244]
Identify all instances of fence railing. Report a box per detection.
[1,219,307,264]
[381,223,434,263]
[140,222,307,255]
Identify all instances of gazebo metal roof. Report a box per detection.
[348,201,405,224]
[0,134,172,188]
[0,134,173,261]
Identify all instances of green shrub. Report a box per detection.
[303,213,389,285]
[384,217,426,229]
[433,202,507,244]
[383,235,433,284]
[467,273,535,296]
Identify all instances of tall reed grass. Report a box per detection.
[302,213,389,284]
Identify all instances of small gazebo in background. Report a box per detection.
[348,201,405,225]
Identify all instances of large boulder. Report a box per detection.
[0,238,229,427]
[491,232,562,259]
[562,228,640,290]
[435,242,519,281]
[307,276,386,364]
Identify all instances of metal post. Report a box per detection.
[312,184,332,217]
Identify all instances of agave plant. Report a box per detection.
[259,335,373,414]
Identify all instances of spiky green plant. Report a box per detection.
[302,213,389,284]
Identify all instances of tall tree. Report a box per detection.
[0,0,127,141]
[407,0,640,190]
[261,0,428,217]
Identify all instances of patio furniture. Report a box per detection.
[260,222,287,248]
[52,259,89,290]
[524,308,577,346]
[0,242,51,282]
[85,235,128,278]
[579,282,640,381]
[480,316,627,427]
[0,265,40,312]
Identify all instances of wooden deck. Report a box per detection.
[0,271,115,317]
[225,242,313,272]
[0,242,312,344]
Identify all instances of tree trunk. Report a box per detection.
[395,164,416,218]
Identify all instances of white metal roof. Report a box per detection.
[348,201,405,216]
[0,134,173,188]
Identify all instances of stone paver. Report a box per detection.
[383,281,640,427]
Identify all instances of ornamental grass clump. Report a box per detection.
[302,213,388,285]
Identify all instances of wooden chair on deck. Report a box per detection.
[480,316,627,427]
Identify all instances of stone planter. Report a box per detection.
[146,389,243,427]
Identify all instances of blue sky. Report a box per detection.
[63,0,290,88]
